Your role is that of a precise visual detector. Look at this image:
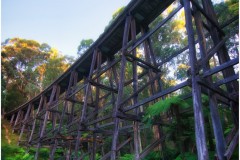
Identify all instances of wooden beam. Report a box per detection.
[224,130,239,160]
[183,0,209,159]
[225,127,236,145]
[139,138,164,159]
[117,111,141,122]
[35,85,58,160]
[190,0,224,35]
[214,74,239,87]
[18,104,32,144]
[89,80,118,93]
[198,78,237,103]
[127,5,182,53]
[123,80,189,112]
[203,58,238,77]
[111,15,131,160]
[74,49,98,159]
[125,53,160,72]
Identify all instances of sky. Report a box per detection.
[2,0,131,58]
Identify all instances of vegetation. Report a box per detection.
[77,39,94,57]
[1,119,58,160]
[1,38,74,112]
[1,0,238,159]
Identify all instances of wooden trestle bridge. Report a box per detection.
[4,0,239,159]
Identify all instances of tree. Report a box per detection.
[1,38,49,111]
[40,48,73,88]
[1,38,74,112]
[104,6,125,31]
[77,39,94,57]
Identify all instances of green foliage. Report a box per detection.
[143,151,162,160]
[1,145,34,160]
[119,154,134,160]
[38,148,50,159]
[105,6,125,31]
[80,153,101,160]
[77,39,94,56]
[175,152,197,160]
[2,38,74,111]
[143,96,190,124]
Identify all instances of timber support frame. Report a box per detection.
[4,0,239,159]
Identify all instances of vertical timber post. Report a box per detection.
[49,71,78,160]
[12,109,22,133]
[91,51,102,160]
[201,0,239,129]
[28,95,45,144]
[18,103,32,144]
[10,114,15,126]
[131,16,141,160]
[74,49,98,159]
[183,0,209,159]
[35,85,58,160]
[193,6,226,160]
[111,15,131,160]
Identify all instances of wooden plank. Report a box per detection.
[131,16,141,160]
[200,34,232,65]
[124,70,148,87]
[101,138,132,160]
[220,15,239,29]
[91,58,121,81]
[203,58,238,77]
[225,127,236,145]
[117,137,132,150]
[183,0,209,159]
[198,78,237,103]
[65,97,94,107]
[117,111,141,122]
[224,130,239,160]
[214,74,239,87]
[89,80,118,93]
[111,15,131,160]
[209,93,227,160]
[74,49,98,159]
[120,72,161,107]
[67,84,86,98]
[190,0,224,35]
[98,122,114,129]
[139,138,164,159]
[201,0,238,94]
[194,6,227,160]
[91,51,102,160]
[125,53,160,72]
[12,110,22,133]
[127,5,182,53]
[86,100,113,121]
[10,114,15,126]
[123,80,189,112]
[35,85,58,160]
[18,104,32,144]
[86,115,112,126]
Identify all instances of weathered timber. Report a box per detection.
[4,0,238,159]
[111,15,131,160]
[224,130,239,160]
[123,80,189,112]
[183,0,209,159]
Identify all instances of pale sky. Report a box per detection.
[2,0,131,58]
